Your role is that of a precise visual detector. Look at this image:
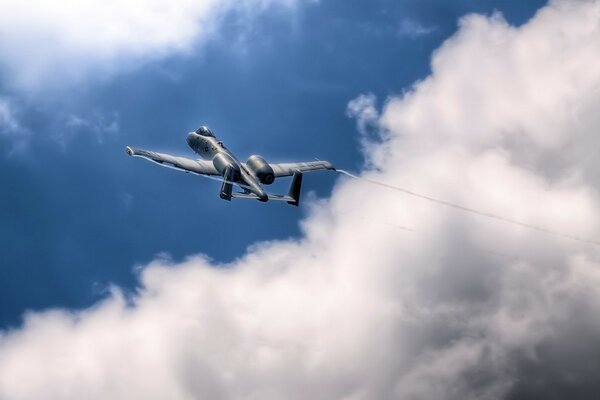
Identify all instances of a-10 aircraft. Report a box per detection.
[126,126,335,206]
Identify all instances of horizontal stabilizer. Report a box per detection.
[230,171,304,206]
[231,192,295,202]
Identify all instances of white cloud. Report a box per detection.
[346,93,379,137]
[346,93,383,167]
[3,1,600,399]
[0,0,302,92]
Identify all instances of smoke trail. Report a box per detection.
[336,169,600,247]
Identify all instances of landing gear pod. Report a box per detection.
[219,166,235,201]
[213,153,241,182]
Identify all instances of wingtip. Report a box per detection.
[315,157,336,171]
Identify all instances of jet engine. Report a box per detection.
[246,155,275,185]
[212,153,241,181]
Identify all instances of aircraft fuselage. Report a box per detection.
[186,130,269,201]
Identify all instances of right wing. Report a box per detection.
[126,146,220,176]
[270,160,335,178]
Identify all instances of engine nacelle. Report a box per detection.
[212,153,240,181]
[246,155,275,185]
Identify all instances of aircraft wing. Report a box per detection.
[270,160,335,177]
[126,146,220,176]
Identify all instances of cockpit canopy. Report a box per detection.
[195,126,215,137]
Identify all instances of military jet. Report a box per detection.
[126,126,335,206]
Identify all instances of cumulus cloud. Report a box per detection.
[0,0,302,92]
[346,93,379,137]
[346,93,383,167]
[3,0,600,399]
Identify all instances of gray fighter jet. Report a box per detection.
[126,126,335,206]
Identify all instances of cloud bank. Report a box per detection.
[3,1,600,399]
[0,0,301,92]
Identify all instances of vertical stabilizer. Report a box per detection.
[287,171,303,206]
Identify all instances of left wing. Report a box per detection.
[270,160,335,178]
[126,146,220,176]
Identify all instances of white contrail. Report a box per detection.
[336,169,600,247]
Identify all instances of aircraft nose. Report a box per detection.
[186,132,197,147]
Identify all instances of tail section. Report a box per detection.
[228,170,303,206]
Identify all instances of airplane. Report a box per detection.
[125,126,335,206]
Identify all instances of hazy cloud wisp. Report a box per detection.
[0,0,302,92]
[0,98,21,135]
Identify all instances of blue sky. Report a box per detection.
[6,1,600,398]
[0,1,545,327]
